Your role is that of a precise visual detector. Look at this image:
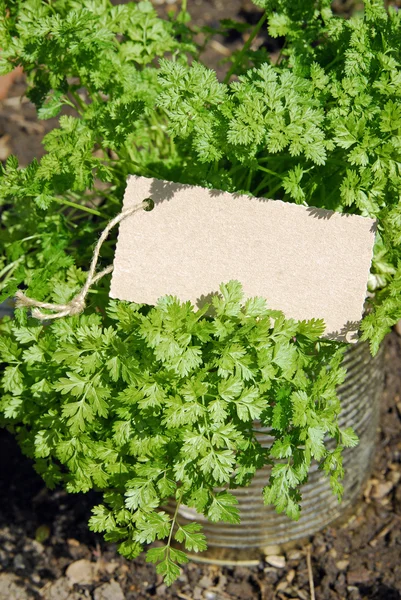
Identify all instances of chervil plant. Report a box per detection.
[0,282,351,583]
[0,0,400,584]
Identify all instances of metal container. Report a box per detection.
[176,342,384,563]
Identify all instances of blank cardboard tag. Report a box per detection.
[110,176,377,342]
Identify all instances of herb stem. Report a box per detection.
[0,257,24,280]
[223,12,267,84]
[167,490,183,548]
[257,165,283,178]
[269,182,284,197]
[245,168,253,191]
[20,234,41,243]
[255,178,284,198]
[69,90,86,112]
[55,198,103,217]
[253,173,283,197]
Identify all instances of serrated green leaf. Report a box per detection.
[118,538,143,560]
[341,427,359,448]
[175,523,207,552]
[208,491,240,523]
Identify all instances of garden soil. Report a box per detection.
[1,1,401,599]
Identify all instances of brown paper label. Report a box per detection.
[110,176,376,342]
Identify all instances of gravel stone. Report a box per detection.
[65,559,96,586]
[0,573,30,600]
[40,577,86,600]
[347,567,373,586]
[265,555,286,568]
[13,553,26,571]
[93,581,125,600]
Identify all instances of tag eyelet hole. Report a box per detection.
[144,198,155,212]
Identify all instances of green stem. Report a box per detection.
[0,257,24,280]
[269,180,285,197]
[69,192,106,211]
[45,1,56,14]
[20,234,41,243]
[324,52,343,72]
[252,179,265,197]
[228,163,246,177]
[63,97,79,111]
[254,178,284,198]
[167,490,183,548]
[69,90,86,113]
[245,168,253,191]
[257,165,284,179]
[223,12,267,84]
[54,198,103,217]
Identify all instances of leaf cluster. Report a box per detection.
[0,282,351,582]
[0,0,196,306]
[156,3,401,349]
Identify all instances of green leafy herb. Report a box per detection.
[0,0,400,584]
[0,282,347,582]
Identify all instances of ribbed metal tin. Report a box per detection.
[176,342,384,560]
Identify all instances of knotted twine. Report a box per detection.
[15,199,150,320]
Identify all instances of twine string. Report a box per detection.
[15,200,149,320]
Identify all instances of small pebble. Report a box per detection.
[104,560,119,574]
[336,560,350,571]
[66,559,96,585]
[286,569,296,583]
[287,550,302,561]
[156,585,167,597]
[3,542,13,553]
[93,580,125,600]
[265,555,286,568]
[193,586,203,600]
[13,554,25,571]
[276,581,288,591]
[31,540,45,555]
[198,575,214,589]
[347,567,372,586]
[371,481,394,499]
[0,573,31,600]
[388,470,401,484]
